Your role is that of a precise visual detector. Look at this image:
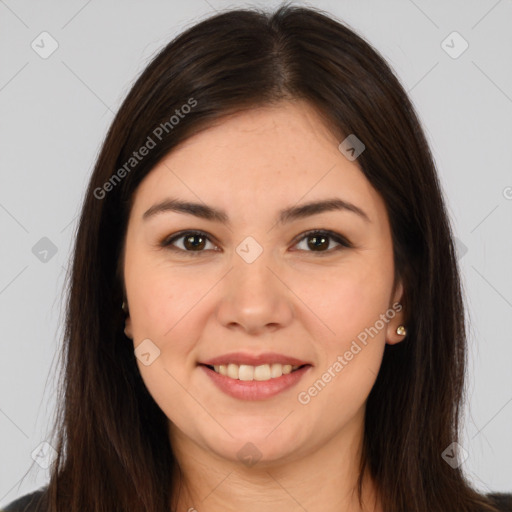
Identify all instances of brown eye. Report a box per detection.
[307,233,329,251]
[182,233,207,251]
[162,231,217,255]
[293,230,352,254]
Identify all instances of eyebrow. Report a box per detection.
[142,197,371,225]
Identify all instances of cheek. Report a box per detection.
[295,282,389,424]
[295,258,393,347]
[125,256,211,379]
[126,253,200,335]
[128,267,207,423]
[294,259,393,414]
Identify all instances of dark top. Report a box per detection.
[2,487,512,511]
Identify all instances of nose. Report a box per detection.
[215,252,294,336]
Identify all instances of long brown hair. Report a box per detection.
[36,3,502,511]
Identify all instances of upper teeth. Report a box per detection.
[212,363,301,381]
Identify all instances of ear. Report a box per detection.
[124,312,133,340]
[385,280,407,345]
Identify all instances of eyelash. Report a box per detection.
[160,229,352,256]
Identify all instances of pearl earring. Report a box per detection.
[396,325,406,336]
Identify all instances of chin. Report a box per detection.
[202,424,307,467]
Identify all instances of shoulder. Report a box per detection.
[486,492,512,512]
[2,488,511,512]
[1,487,47,512]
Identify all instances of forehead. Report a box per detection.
[129,101,387,228]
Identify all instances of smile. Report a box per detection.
[199,363,312,400]
[206,363,304,381]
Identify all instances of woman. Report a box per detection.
[3,4,511,512]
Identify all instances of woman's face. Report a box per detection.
[123,100,405,466]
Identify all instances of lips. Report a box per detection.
[197,352,313,400]
[199,363,312,400]
[200,351,310,367]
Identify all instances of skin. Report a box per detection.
[123,100,406,512]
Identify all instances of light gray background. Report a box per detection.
[1,0,511,506]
